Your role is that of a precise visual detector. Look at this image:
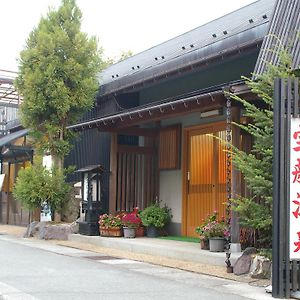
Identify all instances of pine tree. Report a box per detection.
[230,46,296,248]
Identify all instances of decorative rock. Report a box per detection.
[233,254,252,275]
[242,247,257,256]
[23,221,39,238]
[70,221,79,234]
[24,222,73,240]
[38,222,47,239]
[42,224,71,240]
[250,255,272,279]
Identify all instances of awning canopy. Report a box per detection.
[1,145,33,163]
[0,129,32,163]
[0,129,29,148]
[69,87,227,132]
[76,165,105,174]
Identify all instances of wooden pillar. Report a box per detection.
[231,107,241,245]
[109,133,117,214]
[6,162,10,224]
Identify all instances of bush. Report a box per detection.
[13,161,71,213]
[140,203,171,228]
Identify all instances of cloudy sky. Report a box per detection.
[0,0,256,72]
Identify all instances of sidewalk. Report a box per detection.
[0,224,271,286]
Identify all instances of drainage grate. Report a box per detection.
[83,255,121,260]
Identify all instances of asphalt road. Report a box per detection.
[0,234,271,300]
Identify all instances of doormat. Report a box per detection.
[159,236,199,243]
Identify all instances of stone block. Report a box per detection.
[242,247,257,256]
[233,254,252,275]
[250,255,271,279]
[70,221,79,234]
[43,224,71,240]
[23,221,39,238]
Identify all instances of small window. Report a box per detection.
[158,124,181,170]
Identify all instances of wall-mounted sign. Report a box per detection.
[290,118,300,259]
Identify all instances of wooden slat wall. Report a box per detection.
[158,124,181,170]
[215,131,227,219]
[116,145,157,212]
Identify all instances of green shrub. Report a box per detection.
[13,161,71,213]
[140,203,172,228]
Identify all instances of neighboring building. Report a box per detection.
[0,70,32,225]
[68,0,300,241]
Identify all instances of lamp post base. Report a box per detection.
[230,243,241,253]
[78,221,99,236]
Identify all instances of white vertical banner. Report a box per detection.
[42,154,53,171]
[290,117,300,259]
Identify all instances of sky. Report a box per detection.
[0,0,256,72]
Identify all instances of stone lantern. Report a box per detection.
[76,165,104,235]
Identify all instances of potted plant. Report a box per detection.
[195,211,218,250]
[121,212,141,238]
[140,202,172,237]
[195,225,210,250]
[132,207,145,237]
[203,217,230,252]
[98,214,122,237]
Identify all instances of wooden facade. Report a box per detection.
[68,0,285,237]
[0,136,33,225]
[45,0,299,240]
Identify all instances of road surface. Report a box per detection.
[0,234,271,300]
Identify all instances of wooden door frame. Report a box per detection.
[181,121,226,236]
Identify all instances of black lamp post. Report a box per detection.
[76,165,104,235]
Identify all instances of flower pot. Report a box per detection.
[146,225,160,237]
[135,226,145,237]
[200,238,209,250]
[99,227,122,237]
[209,237,225,252]
[123,227,136,238]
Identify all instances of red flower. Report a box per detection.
[122,213,141,228]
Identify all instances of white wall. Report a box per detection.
[159,170,182,223]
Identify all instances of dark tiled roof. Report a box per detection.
[254,0,300,75]
[98,0,276,96]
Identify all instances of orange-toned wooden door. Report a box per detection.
[185,125,227,237]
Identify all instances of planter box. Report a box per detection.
[99,227,122,237]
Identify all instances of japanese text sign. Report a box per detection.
[290,118,300,259]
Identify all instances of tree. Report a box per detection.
[13,158,71,215]
[118,50,133,62]
[230,44,296,248]
[15,0,102,169]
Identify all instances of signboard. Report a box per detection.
[290,117,300,259]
